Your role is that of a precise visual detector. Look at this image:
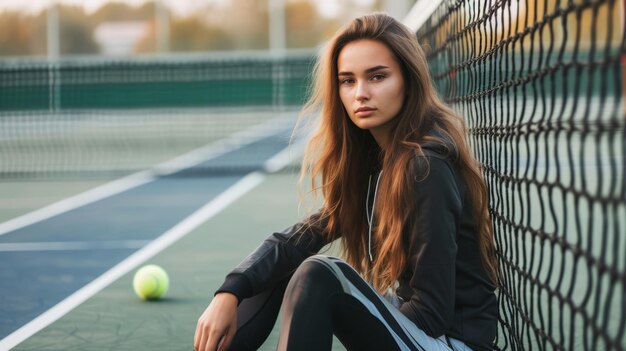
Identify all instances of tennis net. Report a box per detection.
[0,51,314,178]
[408,0,626,349]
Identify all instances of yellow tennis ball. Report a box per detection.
[133,265,169,300]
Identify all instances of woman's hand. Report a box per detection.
[194,292,239,351]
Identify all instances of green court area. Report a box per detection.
[7,172,346,351]
[0,179,115,224]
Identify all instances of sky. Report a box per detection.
[0,0,376,17]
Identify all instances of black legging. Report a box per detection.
[228,255,457,351]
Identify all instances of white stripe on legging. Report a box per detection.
[316,256,425,351]
[326,256,456,351]
[345,281,424,351]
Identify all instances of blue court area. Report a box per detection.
[0,127,303,349]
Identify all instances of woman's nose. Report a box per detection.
[355,81,370,101]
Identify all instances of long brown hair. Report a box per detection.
[299,13,498,292]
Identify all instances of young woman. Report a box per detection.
[194,13,499,351]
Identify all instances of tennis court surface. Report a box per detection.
[1,170,318,350]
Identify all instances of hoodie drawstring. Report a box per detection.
[366,170,382,262]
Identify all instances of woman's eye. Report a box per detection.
[371,74,386,81]
[340,78,354,85]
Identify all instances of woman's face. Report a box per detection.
[337,39,405,148]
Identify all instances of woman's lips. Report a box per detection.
[355,107,376,117]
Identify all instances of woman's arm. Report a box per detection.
[215,212,331,303]
[399,155,462,337]
[195,213,331,351]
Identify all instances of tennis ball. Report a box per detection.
[133,264,169,300]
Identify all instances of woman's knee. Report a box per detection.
[286,255,344,294]
[291,255,333,281]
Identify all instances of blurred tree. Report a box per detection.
[30,12,48,56]
[57,5,99,55]
[286,0,323,48]
[0,11,36,56]
[170,17,233,51]
[137,15,234,53]
[92,2,155,23]
[285,0,348,49]
[208,0,269,50]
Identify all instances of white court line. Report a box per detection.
[0,136,307,351]
[0,171,154,237]
[0,113,294,237]
[0,240,150,252]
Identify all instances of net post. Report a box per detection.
[155,0,170,54]
[402,0,443,32]
[47,3,61,113]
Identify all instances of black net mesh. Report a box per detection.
[416,0,625,350]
